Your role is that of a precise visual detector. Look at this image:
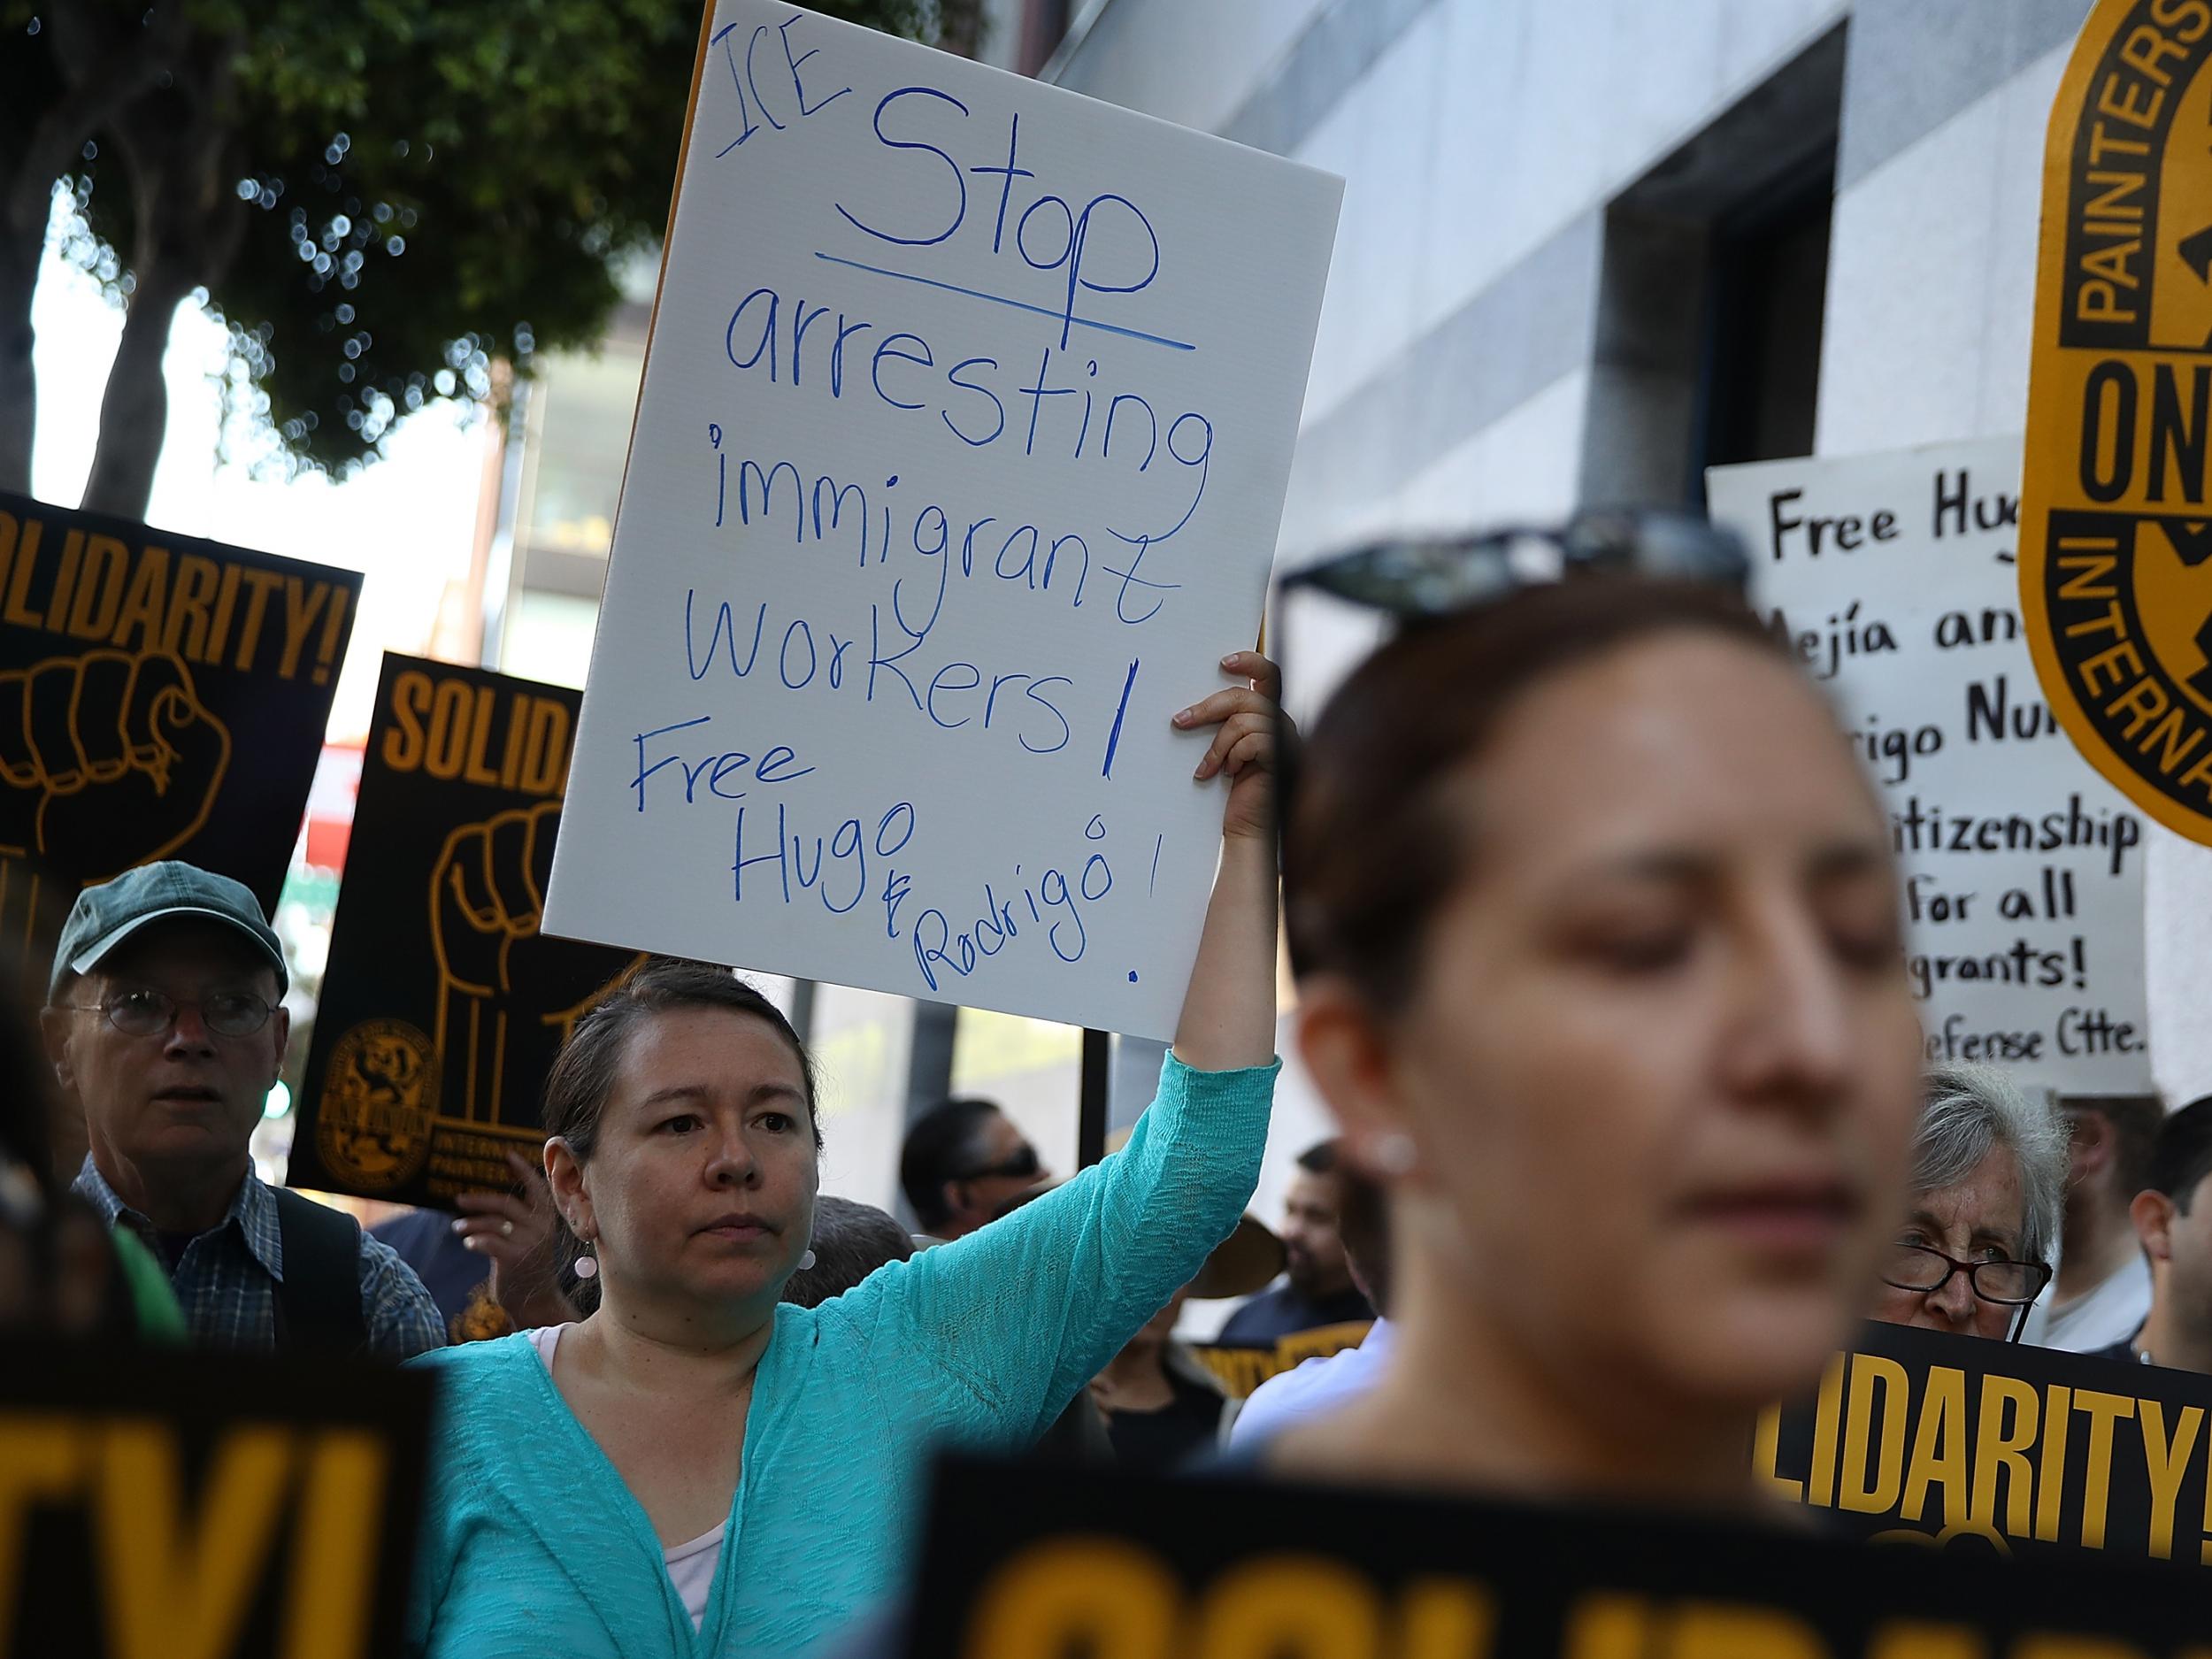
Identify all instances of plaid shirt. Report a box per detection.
[73,1156,446,1358]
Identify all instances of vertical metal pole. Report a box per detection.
[1079,1027,1110,1167]
[904,1001,959,1125]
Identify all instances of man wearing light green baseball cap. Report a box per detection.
[45,860,442,1356]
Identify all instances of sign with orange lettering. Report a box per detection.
[0,490,357,969]
[1760,1319,2212,1566]
[2020,0,2212,844]
[906,1451,2208,1659]
[1187,1325,1371,1398]
[288,654,641,1207]
[0,1337,431,1657]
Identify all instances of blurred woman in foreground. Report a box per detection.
[404,652,1283,1658]
[1269,518,1924,1514]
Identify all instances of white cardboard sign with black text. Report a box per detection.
[1709,439,2151,1093]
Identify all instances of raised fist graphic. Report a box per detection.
[431,800,637,1124]
[0,649,232,949]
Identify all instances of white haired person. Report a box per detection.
[1871,1064,2065,1342]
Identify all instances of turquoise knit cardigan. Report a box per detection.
[403,1054,1278,1658]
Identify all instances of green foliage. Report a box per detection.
[16,0,930,475]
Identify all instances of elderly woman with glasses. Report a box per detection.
[1872,1064,2065,1342]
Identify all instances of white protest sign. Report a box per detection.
[1709,439,2150,1092]
[542,3,1341,1037]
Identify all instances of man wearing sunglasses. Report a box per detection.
[900,1096,1051,1243]
[45,861,443,1356]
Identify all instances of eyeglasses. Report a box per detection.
[63,987,276,1040]
[956,1143,1041,1184]
[1276,509,1750,621]
[1880,1243,2052,1308]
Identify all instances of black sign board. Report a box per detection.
[288,654,642,1206]
[0,490,359,970]
[0,1338,432,1658]
[908,1452,2208,1659]
[1763,1318,2212,1566]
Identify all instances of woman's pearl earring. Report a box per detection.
[1371,1133,1418,1177]
[569,1217,599,1278]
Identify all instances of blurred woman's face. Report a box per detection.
[1337,634,1923,1411]
[566,1008,818,1312]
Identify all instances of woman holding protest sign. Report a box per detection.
[1264,514,1925,1513]
[403,649,1284,1659]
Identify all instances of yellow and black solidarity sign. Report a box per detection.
[0,490,357,965]
[1761,1319,2212,1567]
[288,654,642,1208]
[906,1452,2209,1659]
[2022,0,2212,843]
[0,1337,432,1658]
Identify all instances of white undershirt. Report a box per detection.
[526,1324,725,1632]
[2020,1253,2153,1353]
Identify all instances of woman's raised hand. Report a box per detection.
[1174,650,1290,844]
[1169,649,1287,1072]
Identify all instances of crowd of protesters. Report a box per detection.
[11,526,2212,1654]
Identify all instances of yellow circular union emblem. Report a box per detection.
[2022,0,2212,843]
[314,1018,437,1193]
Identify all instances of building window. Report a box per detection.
[1581,23,1844,508]
[1698,157,1833,472]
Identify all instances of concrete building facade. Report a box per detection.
[1048,0,2085,542]
[1041,0,2212,1136]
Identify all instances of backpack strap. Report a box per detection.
[272,1187,370,1355]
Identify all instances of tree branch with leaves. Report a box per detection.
[0,0,956,519]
